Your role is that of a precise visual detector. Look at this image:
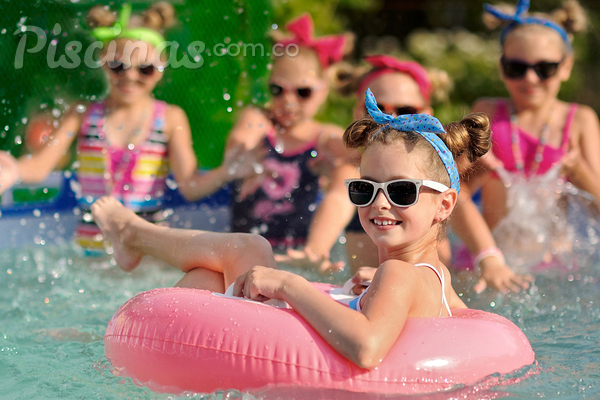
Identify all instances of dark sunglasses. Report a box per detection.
[344,178,449,208]
[107,61,160,77]
[376,103,421,116]
[500,57,563,80]
[269,83,313,99]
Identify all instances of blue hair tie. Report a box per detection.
[364,88,460,194]
[483,0,571,52]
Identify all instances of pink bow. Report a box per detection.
[357,55,432,103]
[277,14,346,69]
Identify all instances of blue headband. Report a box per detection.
[483,0,571,52]
[364,88,460,193]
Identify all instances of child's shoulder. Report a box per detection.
[163,103,187,119]
[376,259,420,278]
[237,106,273,127]
[570,102,599,122]
[568,102,600,137]
[313,121,345,153]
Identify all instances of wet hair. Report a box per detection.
[484,0,587,53]
[86,2,176,32]
[343,113,492,188]
[329,60,453,104]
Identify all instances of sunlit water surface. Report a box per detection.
[2,211,600,400]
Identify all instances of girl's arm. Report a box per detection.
[277,126,358,273]
[167,106,266,201]
[233,262,417,369]
[562,105,600,200]
[450,186,532,293]
[303,160,358,272]
[454,98,532,292]
[0,106,84,194]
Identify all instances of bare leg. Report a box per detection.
[175,268,225,292]
[91,196,276,291]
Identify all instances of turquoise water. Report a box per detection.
[1,212,600,399]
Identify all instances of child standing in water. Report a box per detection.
[472,0,600,271]
[333,55,530,293]
[90,88,482,367]
[0,3,256,254]
[225,14,357,273]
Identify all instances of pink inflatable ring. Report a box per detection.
[104,284,535,395]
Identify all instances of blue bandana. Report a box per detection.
[364,88,460,193]
[484,0,571,52]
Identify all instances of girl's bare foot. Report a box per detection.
[90,196,144,271]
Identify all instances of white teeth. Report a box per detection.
[373,219,396,226]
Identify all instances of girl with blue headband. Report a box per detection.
[87,89,495,367]
[0,3,259,256]
[331,56,529,295]
[468,0,600,276]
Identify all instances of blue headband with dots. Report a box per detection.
[364,88,460,193]
[484,0,572,52]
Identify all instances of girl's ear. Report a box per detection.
[437,189,457,222]
[559,54,574,82]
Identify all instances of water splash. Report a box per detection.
[493,164,600,274]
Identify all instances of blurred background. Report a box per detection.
[1,0,599,169]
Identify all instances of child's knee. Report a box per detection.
[234,234,275,267]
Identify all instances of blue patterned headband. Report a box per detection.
[364,88,460,193]
[484,0,571,52]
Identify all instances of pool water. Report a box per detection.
[2,211,600,399]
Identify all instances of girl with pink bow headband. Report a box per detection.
[225,13,358,274]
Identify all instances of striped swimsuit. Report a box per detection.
[74,100,170,254]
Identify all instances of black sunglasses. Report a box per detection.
[376,103,420,116]
[344,179,449,208]
[107,61,159,77]
[500,57,563,80]
[269,83,313,99]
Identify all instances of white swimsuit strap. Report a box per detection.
[415,263,452,317]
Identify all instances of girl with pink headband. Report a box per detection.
[225,14,358,274]
[333,54,531,293]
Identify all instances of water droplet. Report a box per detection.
[75,104,86,113]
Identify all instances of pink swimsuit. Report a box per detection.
[490,99,577,177]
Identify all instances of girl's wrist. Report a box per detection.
[473,247,505,271]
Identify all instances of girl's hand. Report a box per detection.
[479,151,503,171]
[232,266,293,302]
[560,146,581,178]
[349,267,377,295]
[0,152,21,195]
[473,256,534,294]
[223,144,266,181]
[274,247,345,275]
